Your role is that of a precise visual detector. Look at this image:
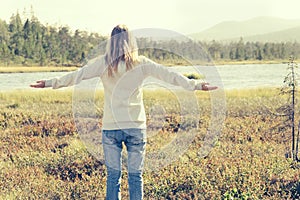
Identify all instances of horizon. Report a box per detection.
[1,0,300,35]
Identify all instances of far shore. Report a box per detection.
[161,59,294,66]
[0,66,79,73]
[0,59,296,73]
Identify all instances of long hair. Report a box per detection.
[105,25,138,77]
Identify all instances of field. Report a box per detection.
[0,88,300,199]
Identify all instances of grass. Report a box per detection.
[0,88,300,199]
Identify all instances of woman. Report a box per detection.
[31,24,217,200]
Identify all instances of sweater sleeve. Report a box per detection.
[140,56,203,91]
[45,56,106,89]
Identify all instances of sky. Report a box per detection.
[1,0,300,35]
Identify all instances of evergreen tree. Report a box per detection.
[9,12,24,61]
[235,37,245,60]
[0,19,10,65]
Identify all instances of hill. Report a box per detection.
[240,26,300,42]
[190,16,300,42]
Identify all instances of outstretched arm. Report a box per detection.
[140,56,218,91]
[30,56,106,89]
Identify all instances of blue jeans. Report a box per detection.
[102,129,146,200]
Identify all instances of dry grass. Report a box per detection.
[0,88,299,199]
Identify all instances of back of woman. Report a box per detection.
[30,24,217,200]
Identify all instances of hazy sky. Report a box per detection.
[1,0,300,35]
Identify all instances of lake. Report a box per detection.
[0,63,291,91]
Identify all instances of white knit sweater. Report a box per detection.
[45,55,203,130]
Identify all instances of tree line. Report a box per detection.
[1,12,300,66]
[138,38,300,64]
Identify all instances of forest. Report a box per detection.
[1,12,300,66]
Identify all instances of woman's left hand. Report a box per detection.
[30,80,46,88]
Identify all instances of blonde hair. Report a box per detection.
[105,24,138,77]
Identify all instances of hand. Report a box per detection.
[201,82,218,91]
[30,80,46,88]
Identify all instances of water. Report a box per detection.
[0,63,290,91]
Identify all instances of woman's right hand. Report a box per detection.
[195,82,218,91]
[201,82,218,91]
[30,80,46,88]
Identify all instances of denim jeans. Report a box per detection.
[102,129,146,200]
